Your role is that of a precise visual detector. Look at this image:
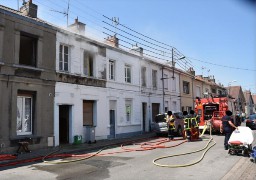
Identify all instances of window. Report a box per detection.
[109,60,115,80]
[83,100,94,126]
[59,44,69,71]
[19,32,37,66]
[17,93,33,135]
[164,74,168,89]
[183,81,190,94]
[212,88,216,93]
[125,65,131,83]
[196,86,201,98]
[152,70,157,89]
[171,78,176,92]
[84,52,94,76]
[141,67,146,87]
[125,100,132,121]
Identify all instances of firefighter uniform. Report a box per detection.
[183,111,191,141]
[166,111,175,140]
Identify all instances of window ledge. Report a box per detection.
[117,123,140,127]
[13,64,44,72]
[10,135,42,140]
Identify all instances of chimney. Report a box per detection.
[105,34,119,48]
[68,17,86,35]
[130,43,143,56]
[20,0,38,18]
[187,67,195,76]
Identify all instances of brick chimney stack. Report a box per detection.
[68,17,86,35]
[105,34,119,48]
[20,0,38,18]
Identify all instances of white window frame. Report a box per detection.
[84,51,94,77]
[125,100,132,122]
[196,86,201,98]
[109,60,115,80]
[171,78,176,92]
[125,64,131,83]
[141,66,146,87]
[17,96,33,135]
[59,44,69,72]
[164,74,168,90]
[183,81,190,94]
[152,70,157,89]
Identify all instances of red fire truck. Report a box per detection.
[194,95,235,132]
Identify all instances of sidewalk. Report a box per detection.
[0,132,156,169]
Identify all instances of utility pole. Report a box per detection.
[162,66,165,113]
[172,48,175,79]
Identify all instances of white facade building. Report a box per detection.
[53,20,181,146]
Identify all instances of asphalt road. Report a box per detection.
[1,131,255,180]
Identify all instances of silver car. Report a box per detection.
[151,112,184,136]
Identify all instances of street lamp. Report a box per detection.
[171,48,185,79]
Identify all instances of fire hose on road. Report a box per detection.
[152,124,216,168]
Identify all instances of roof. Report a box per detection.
[227,86,241,99]
[0,5,54,29]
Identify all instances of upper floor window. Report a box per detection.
[212,88,216,93]
[125,64,131,83]
[141,67,146,87]
[109,60,115,80]
[183,81,190,94]
[171,78,176,92]
[152,70,157,89]
[59,44,69,71]
[164,74,168,89]
[19,32,37,67]
[196,86,201,98]
[84,52,94,76]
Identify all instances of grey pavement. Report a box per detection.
[1,128,255,179]
[0,132,156,169]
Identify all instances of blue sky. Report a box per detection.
[1,0,256,93]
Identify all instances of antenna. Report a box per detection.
[112,17,119,35]
[51,0,70,27]
[207,69,210,77]
[201,66,205,76]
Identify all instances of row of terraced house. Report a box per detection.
[1,1,250,152]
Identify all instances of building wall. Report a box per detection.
[179,73,194,112]
[0,9,56,152]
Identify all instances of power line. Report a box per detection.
[188,57,256,71]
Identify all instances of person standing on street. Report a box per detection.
[166,111,175,140]
[183,111,192,141]
[220,110,238,150]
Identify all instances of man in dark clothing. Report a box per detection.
[220,110,237,150]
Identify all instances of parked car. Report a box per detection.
[151,112,184,137]
[245,114,256,130]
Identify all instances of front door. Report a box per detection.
[59,105,70,144]
[142,103,147,132]
[109,110,115,139]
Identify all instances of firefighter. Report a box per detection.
[220,110,238,150]
[190,110,200,140]
[183,111,192,141]
[166,111,175,140]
